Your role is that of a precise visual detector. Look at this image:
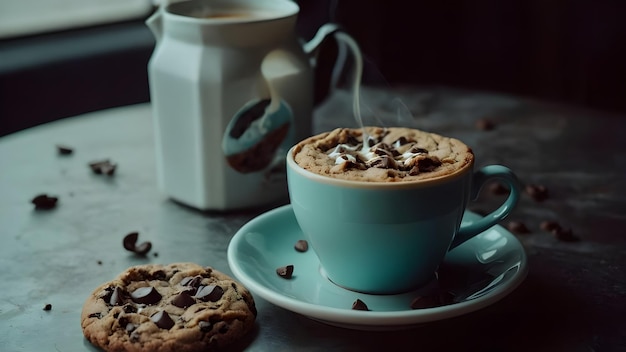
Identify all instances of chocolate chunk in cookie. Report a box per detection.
[81,263,257,352]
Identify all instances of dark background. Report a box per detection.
[1,0,626,136]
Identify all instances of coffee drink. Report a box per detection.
[292,127,474,182]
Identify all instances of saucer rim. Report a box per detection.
[227,204,528,328]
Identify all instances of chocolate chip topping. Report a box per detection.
[171,291,196,308]
[130,286,162,305]
[276,265,294,279]
[150,310,175,330]
[109,287,125,306]
[123,232,152,256]
[195,285,224,302]
[351,299,369,311]
[294,240,308,252]
[31,194,58,210]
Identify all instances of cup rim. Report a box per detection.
[164,0,299,25]
[287,145,474,190]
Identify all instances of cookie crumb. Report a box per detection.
[43,303,52,311]
[276,265,294,279]
[294,240,308,252]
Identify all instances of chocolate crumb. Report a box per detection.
[488,182,509,195]
[56,145,73,155]
[476,118,496,131]
[31,194,58,210]
[97,260,103,265]
[276,265,294,279]
[153,252,159,257]
[43,303,52,311]
[525,184,549,202]
[352,299,369,311]
[540,220,560,232]
[89,160,117,176]
[506,221,530,234]
[552,227,580,242]
[294,240,308,252]
[123,232,152,256]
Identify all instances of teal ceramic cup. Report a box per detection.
[286,145,521,294]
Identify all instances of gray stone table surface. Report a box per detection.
[0,86,624,351]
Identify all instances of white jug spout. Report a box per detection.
[146,9,164,42]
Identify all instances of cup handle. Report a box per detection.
[449,165,521,250]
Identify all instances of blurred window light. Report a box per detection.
[0,0,154,39]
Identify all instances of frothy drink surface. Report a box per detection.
[293,127,474,182]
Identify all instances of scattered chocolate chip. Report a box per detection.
[525,184,549,202]
[122,232,152,256]
[506,221,530,234]
[172,292,196,308]
[130,286,162,305]
[551,227,580,242]
[476,118,496,131]
[195,285,224,302]
[352,299,369,311]
[110,287,125,306]
[31,194,58,210]
[151,310,175,330]
[153,252,159,257]
[89,159,117,176]
[488,182,509,195]
[97,260,102,265]
[540,220,560,232]
[199,321,212,332]
[43,303,52,311]
[294,240,309,252]
[276,265,294,279]
[56,145,73,155]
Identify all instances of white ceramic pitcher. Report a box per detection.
[146,0,341,210]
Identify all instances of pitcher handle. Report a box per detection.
[303,23,342,55]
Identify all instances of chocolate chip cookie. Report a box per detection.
[81,263,257,352]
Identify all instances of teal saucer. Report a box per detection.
[227,205,527,330]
